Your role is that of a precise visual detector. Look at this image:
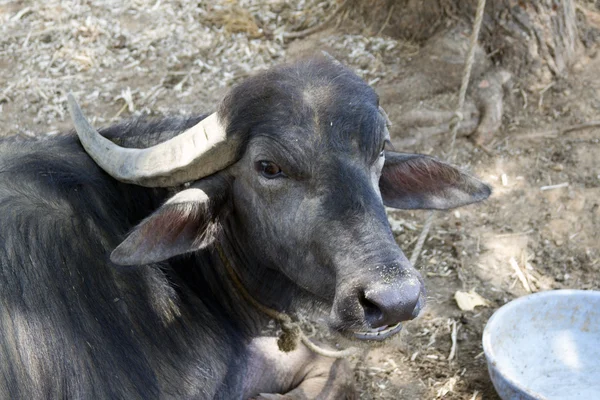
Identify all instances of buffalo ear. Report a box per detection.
[380,152,491,210]
[111,177,229,266]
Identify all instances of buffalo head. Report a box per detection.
[69,57,490,342]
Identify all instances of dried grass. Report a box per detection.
[0,0,421,137]
[0,0,359,134]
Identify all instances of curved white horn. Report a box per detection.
[67,93,239,187]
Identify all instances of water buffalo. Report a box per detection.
[0,56,490,399]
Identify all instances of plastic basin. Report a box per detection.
[482,290,600,400]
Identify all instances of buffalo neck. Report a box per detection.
[173,217,317,339]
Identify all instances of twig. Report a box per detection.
[514,120,600,141]
[475,140,496,157]
[540,182,569,191]
[561,121,600,134]
[494,229,534,238]
[509,257,531,292]
[539,81,555,94]
[448,0,487,162]
[283,0,351,40]
[10,6,32,21]
[376,4,395,36]
[538,82,555,110]
[447,320,458,361]
[111,103,128,121]
[520,88,528,109]
[410,211,435,267]
[411,0,487,268]
[0,82,16,103]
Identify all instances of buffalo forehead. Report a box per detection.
[257,89,385,165]
[226,57,384,157]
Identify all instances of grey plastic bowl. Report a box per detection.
[482,290,600,400]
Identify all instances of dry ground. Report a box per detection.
[1,1,599,399]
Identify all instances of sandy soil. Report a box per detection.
[1,1,599,399]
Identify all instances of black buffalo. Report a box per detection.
[0,57,490,399]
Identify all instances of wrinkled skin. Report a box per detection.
[111,58,490,398]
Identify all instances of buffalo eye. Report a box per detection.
[256,160,283,179]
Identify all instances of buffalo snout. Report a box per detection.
[360,276,423,327]
[331,262,425,341]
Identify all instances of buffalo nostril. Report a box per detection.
[361,281,422,328]
[359,292,385,327]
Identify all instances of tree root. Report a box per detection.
[389,69,510,150]
[470,69,512,145]
[382,24,512,150]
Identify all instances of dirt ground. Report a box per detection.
[1,1,599,399]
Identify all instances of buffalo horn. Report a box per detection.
[67,93,238,187]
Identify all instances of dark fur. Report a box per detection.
[0,57,489,399]
[0,119,252,398]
